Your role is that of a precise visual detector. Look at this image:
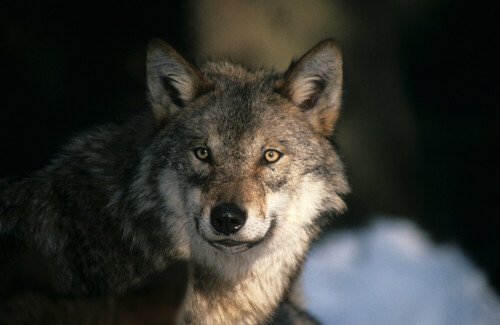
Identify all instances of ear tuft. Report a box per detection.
[278,39,343,136]
[147,39,212,123]
[295,77,326,111]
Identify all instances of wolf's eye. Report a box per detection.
[194,147,210,161]
[264,150,281,163]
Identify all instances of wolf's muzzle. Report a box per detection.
[210,203,247,236]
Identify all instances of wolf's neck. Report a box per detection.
[185,227,312,325]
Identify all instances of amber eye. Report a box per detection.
[194,147,210,161]
[264,150,281,163]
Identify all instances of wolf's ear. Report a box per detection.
[147,39,212,123]
[278,39,343,136]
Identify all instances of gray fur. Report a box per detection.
[0,39,349,324]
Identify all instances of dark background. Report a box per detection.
[1,1,499,292]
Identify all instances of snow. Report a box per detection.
[303,218,500,325]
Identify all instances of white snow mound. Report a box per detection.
[303,218,500,325]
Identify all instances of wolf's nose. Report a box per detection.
[210,203,247,236]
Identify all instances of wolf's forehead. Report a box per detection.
[181,101,281,154]
[195,85,278,130]
[180,70,306,146]
[203,100,268,146]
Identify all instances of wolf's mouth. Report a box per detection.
[213,239,246,247]
[206,218,277,254]
[198,216,277,254]
[209,240,251,253]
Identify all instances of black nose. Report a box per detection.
[210,203,247,236]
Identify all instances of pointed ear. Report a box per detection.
[147,39,212,123]
[278,39,343,136]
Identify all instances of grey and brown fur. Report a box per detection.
[0,39,350,324]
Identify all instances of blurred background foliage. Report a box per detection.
[1,0,498,292]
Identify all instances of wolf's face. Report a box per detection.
[145,40,349,260]
[164,88,326,255]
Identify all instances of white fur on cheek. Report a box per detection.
[268,176,327,226]
[158,168,200,259]
[265,176,329,260]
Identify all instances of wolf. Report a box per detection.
[0,38,349,324]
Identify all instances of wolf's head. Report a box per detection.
[142,39,349,265]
